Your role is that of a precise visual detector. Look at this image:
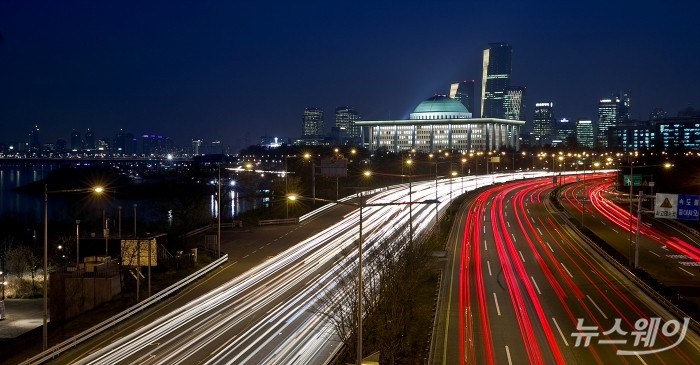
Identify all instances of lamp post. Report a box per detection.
[461,157,467,192]
[43,184,103,350]
[75,220,80,267]
[287,193,438,365]
[406,159,413,244]
[624,160,672,268]
[1,270,5,320]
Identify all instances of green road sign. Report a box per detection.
[623,174,642,186]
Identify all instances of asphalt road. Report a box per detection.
[435,174,700,364]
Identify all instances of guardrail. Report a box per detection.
[20,254,229,365]
[548,194,700,335]
[257,218,299,226]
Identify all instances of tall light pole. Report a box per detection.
[217,163,221,258]
[118,205,122,238]
[75,220,80,267]
[461,157,466,192]
[287,193,438,365]
[406,159,413,244]
[44,185,103,350]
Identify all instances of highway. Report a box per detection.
[49,172,539,364]
[436,174,700,364]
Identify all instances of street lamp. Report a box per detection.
[0,270,5,320]
[287,192,437,365]
[75,220,80,267]
[625,160,672,268]
[44,184,103,350]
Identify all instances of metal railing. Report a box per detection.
[20,254,229,365]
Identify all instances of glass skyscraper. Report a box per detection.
[449,80,476,115]
[481,43,512,119]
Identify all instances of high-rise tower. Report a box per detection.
[302,107,324,141]
[335,106,361,141]
[504,86,526,121]
[532,102,555,146]
[449,80,476,115]
[481,43,512,118]
[597,97,620,149]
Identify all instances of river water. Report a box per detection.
[0,164,248,234]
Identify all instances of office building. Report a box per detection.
[576,120,595,148]
[611,120,655,152]
[481,43,512,119]
[357,95,523,153]
[649,107,667,120]
[28,125,41,152]
[449,80,476,115]
[532,102,555,146]
[504,86,526,121]
[335,106,361,141]
[597,97,621,148]
[302,107,324,141]
[555,118,575,141]
[656,116,700,150]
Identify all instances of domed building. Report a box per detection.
[357,94,524,152]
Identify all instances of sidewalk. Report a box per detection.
[0,299,43,341]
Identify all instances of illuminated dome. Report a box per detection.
[410,95,472,120]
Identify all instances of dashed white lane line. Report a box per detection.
[487,260,492,276]
[561,262,574,278]
[551,317,569,346]
[493,293,501,316]
[505,345,513,365]
[679,267,695,276]
[649,251,660,257]
[519,251,526,263]
[587,295,608,320]
[531,276,542,295]
[537,228,543,235]
[484,240,488,251]
[546,242,554,253]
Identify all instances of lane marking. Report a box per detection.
[561,262,573,278]
[537,228,543,235]
[531,276,542,295]
[649,251,661,257]
[511,233,517,242]
[493,293,501,316]
[507,221,511,228]
[484,226,486,234]
[587,295,608,319]
[505,346,513,365]
[530,217,535,224]
[635,353,649,365]
[679,267,695,276]
[551,317,569,346]
[487,260,493,276]
[611,228,619,234]
[519,251,526,263]
[484,240,488,251]
[546,242,554,253]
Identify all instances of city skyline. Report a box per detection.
[1,1,699,151]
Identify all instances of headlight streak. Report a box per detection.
[73,172,551,364]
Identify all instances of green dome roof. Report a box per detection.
[412,95,468,114]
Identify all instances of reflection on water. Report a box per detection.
[0,165,250,229]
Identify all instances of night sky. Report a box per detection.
[1,1,699,152]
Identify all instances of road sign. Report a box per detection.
[677,194,700,220]
[623,174,643,186]
[654,193,677,219]
[654,193,700,220]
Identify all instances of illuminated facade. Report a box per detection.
[449,80,476,115]
[576,120,595,148]
[596,97,620,148]
[504,86,526,121]
[335,106,361,140]
[302,107,324,141]
[657,117,700,150]
[358,95,524,153]
[532,102,555,146]
[481,43,512,118]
